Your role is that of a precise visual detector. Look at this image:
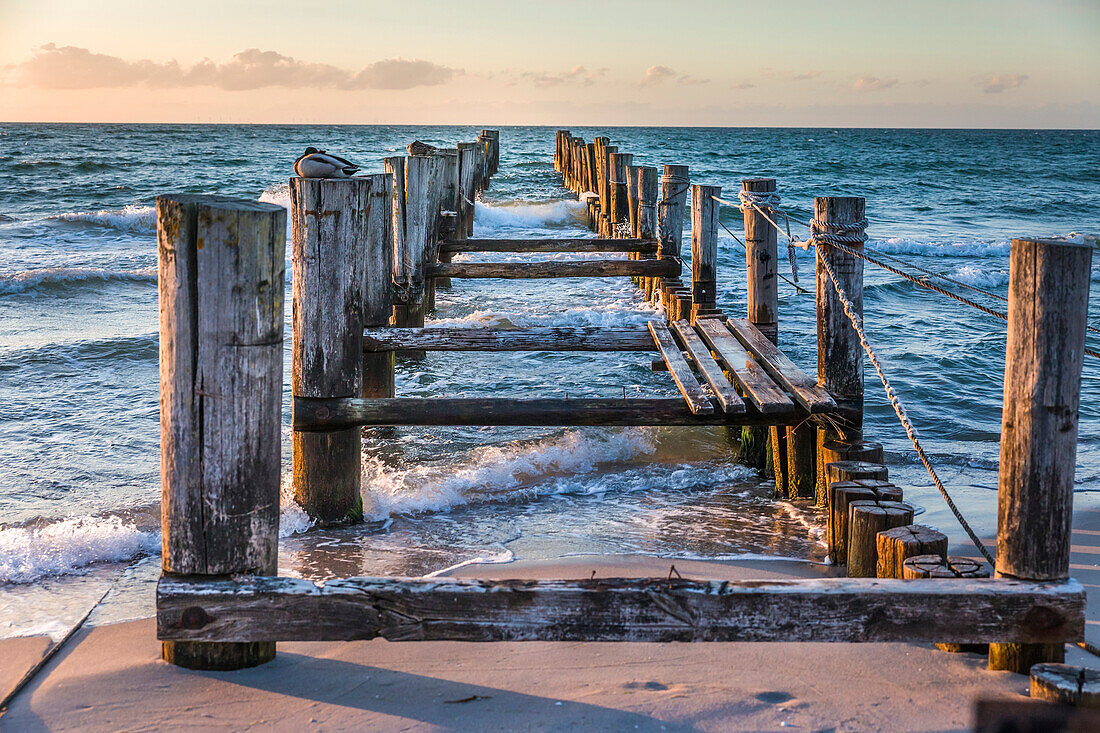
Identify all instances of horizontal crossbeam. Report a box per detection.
[427,260,679,279]
[363,326,656,352]
[293,397,809,430]
[157,575,1085,644]
[440,238,659,254]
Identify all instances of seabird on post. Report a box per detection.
[293,147,360,178]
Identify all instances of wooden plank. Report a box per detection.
[725,318,836,413]
[294,397,805,430]
[439,238,658,254]
[670,320,745,414]
[157,575,1086,645]
[362,326,657,352]
[648,322,713,415]
[427,259,679,279]
[694,319,792,413]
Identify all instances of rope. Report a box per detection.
[717,217,809,295]
[812,226,996,566]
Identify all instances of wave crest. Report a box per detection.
[0,267,157,296]
[473,199,587,231]
[49,204,156,232]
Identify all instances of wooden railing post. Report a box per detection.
[815,196,865,505]
[989,237,1092,673]
[690,184,720,323]
[158,194,286,670]
[291,177,371,525]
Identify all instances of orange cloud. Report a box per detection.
[852,76,898,92]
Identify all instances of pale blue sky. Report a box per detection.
[1,0,1097,126]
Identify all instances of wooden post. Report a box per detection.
[689,184,720,323]
[990,237,1092,673]
[847,500,914,578]
[478,134,493,190]
[363,174,395,400]
[480,129,499,175]
[637,166,658,301]
[876,525,947,579]
[626,166,640,240]
[398,155,436,330]
[432,150,459,291]
[657,165,689,311]
[457,143,478,237]
[600,145,617,237]
[291,177,371,525]
[815,196,865,505]
[158,194,285,669]
[610,153,633,236]
[585,142,597,194]
[385,156,409,327]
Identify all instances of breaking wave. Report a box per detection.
[48,204,156,232]
[0,266,157,296]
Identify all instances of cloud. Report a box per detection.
[7,44,457,90]
[522,65,606,88]
[677,74,710,86]
[733,82,755,90]
[977,73,1028,93]
[852,76,898,92]
[640,65,676,86]
[758,69,822,82]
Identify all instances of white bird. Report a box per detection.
[293,147,360,178]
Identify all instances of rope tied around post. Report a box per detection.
[810,216,995,565]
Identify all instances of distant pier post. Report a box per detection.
[292,177,371,524]
[158,194,285,670]
[599,145,617,237]
[397,155,435,332]
[815,196,865,505]
[457,142,478,236]
[989,237,1092,673]
[610,153,633,237]
[689,184,720,322]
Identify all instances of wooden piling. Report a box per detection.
[397,155,436,331]
[990,237,1092,673]
[457,143,478,237]
[385,156,409,326]
[847,500,915,578]
[814,196,865,505]
[291,177,371,525]
[876,525,948,579]
[599,145,617,237]
[689,184,720,322]
[363,173,395,400]
[610,153,633,236]
[637,166,659,301]
[158,194,286,669]
[657,165,689,311]
[480,129,499,175]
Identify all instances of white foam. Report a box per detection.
[473,199,587,231]
[871,237,1012,257]
[0,516,160,585]
[360,429,659,519]
[0,491,313,584]
[49,204,156,232]
[259,182,291,211]
[422,547,516,578]
[949,265,1009,288]
[0,267,157,295]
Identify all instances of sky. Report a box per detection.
[1,0,1097,127]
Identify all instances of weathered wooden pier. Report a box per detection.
[154,129,1088,678]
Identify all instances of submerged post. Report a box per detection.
[989,237,1092,673]
[158,194,285,670]
[815,196,865,505]
[690,184,721,322]
[292,177,371,524]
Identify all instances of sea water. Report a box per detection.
[1,125,1097,638]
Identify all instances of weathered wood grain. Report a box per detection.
[995,233,1091,680]
[690,184,721,319]
[1030,663,1100,708]
[876,525,947,579]
[826,460,888,484]
[649,322,714,415]
[427,259,679,279]
[725,318,836,413]
[157,194,285,669]
[439,238,658,254]
[157,574,1085,644]
[293,397,807,430]
[670,319,746,414]
[362,326,657,352]
[742,178,779,343]
[290,177,370,524]
[694,318,793,413]
[847,500,915,578]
